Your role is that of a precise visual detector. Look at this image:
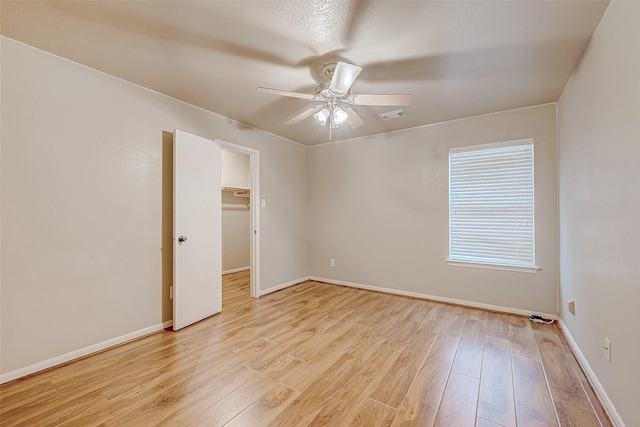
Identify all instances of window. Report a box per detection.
[448,139,538,272]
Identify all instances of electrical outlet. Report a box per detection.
[568,300,575,315]
[604,338,611,362]
[170,286,173,299]
[330,258,335,267]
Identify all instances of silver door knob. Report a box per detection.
[178,236,187,244]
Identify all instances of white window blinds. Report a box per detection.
[449,139,536,269]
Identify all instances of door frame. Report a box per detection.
[219,139,260,298]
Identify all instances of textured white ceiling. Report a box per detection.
[1,1,609,145]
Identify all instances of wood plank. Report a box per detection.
[0,380,58,413]
[100,365,258,426]
[506,315,539,360]
[370,323,437,408]
[306,359,380,426]
[452,317,486,378]
[486,311,510,340]
[250,287,349,341]
[580,379,613,427]
[360,296,415,328]
[97,345,230,400]
[45,335,185,394]
[555,328,612,427]
[220,383,299,427]
[427,306,466,363]
[267,353,357,426]
[478,337,516,427]
[350,399,397,427]
[531,323,594,413]
[555,403,601,427]
[476,417,503,427]
[287,313,362,362]
[512,353,559,427]
[279,321,370,392]
[186,373,277,426]
[391,357,451,426]
[402,299,437,324]
[308,324,419,426]
[434,371,479,427]
[1,389,109,426]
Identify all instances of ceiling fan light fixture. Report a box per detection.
[314,108,330,126]
[332,107,348,126]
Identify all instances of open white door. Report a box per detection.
[173,129,222,330]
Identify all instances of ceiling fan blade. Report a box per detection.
[329,62,362,94]
[343,106,365,129]
[352,94,413,106]
[285,105,322,125]
[256,87,316,100]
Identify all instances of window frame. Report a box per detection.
[447,138,540,273]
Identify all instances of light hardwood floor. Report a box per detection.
[0,270,611,426]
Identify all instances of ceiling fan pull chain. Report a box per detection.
[329,117,333,141]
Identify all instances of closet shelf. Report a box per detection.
[222,203,250,210]
[222,186,250,192]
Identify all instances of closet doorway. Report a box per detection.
[220,142,260,300]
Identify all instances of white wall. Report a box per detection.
[557,2,640,425]
[0,37,308,376]
[308,104,558,315]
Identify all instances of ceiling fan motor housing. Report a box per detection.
[321,63,337,81]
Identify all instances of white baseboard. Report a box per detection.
[258,276,310,297]
[0,322,167,384]
[558,319,624,427]
[1,273,306,384]
[308,276,558,320]
[222,266,250,275]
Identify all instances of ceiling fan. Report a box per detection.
[256,62,412,137]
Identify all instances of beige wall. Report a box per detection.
[308,104,558,315]
[222,190,250,272]
[557,1,640,425]
[222,149,251,190]
[0,37,308,375]
[221,149,251,273]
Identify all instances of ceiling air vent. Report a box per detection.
[378,109,408,120]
